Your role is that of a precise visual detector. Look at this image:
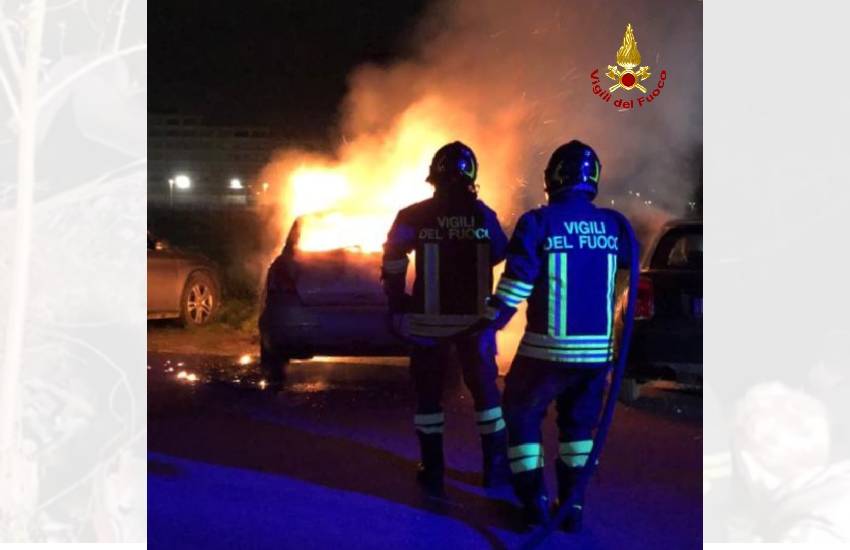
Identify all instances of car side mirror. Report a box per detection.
[155,239,170,251]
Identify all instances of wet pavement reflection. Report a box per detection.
[148,351,701,549]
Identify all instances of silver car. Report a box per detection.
[147,231,221,325]
[259,214,407,375]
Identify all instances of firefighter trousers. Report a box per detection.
[410,330,505,436]
[502,356,608,475]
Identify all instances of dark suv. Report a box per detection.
[621,220,702,401]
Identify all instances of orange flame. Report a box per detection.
[296,212,397,253]
[261,97,526,254]
[266,108,456,252]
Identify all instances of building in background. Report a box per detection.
[148,114,275,207]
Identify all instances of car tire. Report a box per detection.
[180,271,219,326]
[618,376,642,404]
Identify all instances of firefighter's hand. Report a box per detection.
[484,296,516,331]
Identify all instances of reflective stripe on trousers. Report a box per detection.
[414,411,445,434]
[559,439,593,467]
[508,442,544,473]
[476,406,506,435]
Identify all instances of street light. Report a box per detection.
[229,178,243,190]
[168,174,191,208]
[174,174,192,190]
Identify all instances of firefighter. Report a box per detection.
[381,141,511,493]
[483,140,635,531]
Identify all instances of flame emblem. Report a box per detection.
[606,23,651,93]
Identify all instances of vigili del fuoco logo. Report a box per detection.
[590,23,667,110]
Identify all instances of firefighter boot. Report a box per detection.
[415,432,445,494]
[556,460,584,533]
[512,468,551,527]
[481,430,511,488]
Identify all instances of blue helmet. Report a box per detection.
[427,141,478,194]
[544,140,601,199]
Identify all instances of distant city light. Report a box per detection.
[230,178,243,190]
[176,370,199,382]
[174,174,192,190]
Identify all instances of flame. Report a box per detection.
[260,96,525,253]
[266,109,452,252]
[616,23,642,69]
[288,166,351,218]
[297,212,396,253]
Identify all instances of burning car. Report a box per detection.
[259,212,409,376]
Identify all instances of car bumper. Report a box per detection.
[627,318,702,383]
[260,294,407,359]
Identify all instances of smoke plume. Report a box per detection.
[258,1,702,369]
[262,0,702,239]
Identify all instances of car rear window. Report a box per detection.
[650,226,702,270]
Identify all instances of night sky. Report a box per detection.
[149,0,430,141]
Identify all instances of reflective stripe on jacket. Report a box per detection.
[382,193,508,337]
[493,195,633,364]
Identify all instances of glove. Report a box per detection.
[484,295,517,331]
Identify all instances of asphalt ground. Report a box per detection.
[147,342,701,549]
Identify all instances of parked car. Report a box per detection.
[259,214,407,377]
[147,231,221,325]
[620,219,702,401]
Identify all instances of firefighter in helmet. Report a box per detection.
[483,140,635,530]
[382,141,511,493]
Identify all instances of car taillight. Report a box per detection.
[635,276,654,320]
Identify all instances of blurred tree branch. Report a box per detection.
[0,0,47,538]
